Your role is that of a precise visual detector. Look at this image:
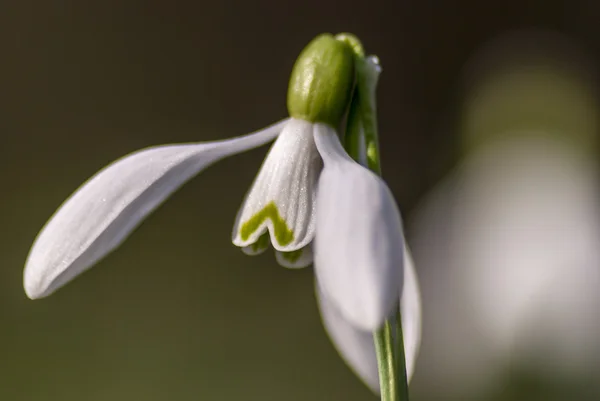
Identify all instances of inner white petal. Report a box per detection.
[275,244,313,269]
[24,119,288,299]
[232,118,322,252]
[241,232,271,256]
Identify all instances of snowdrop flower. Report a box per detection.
[24,32,417,358]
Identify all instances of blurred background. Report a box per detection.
[2,1,600,400]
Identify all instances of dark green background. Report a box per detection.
[1,1,599,400]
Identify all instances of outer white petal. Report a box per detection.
[317,287,379,392]
[313,124,403,331]
[275,245,313,268]
[317,246,421,393]
[232,118,322,252]
[24,120,288,299]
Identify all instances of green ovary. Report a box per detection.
[240,202,295,247]
[286,33,355,127]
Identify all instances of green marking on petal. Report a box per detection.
[281,249,303,263]
[240,201,294,247]
[251,232,270,253]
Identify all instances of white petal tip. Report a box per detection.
[241,242,270,256]
[275,246,313,269]
[24,287,41,300]
[23,272,48,300]
[316,281,398,332]
[317,285,381,393]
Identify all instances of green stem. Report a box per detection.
[345,82,364,163]
[354,58,382,175]
[395,309,409,401]
[374,322,398,401]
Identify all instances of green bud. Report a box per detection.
[287,34,355,127]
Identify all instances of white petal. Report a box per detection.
[232,118,322,252]
[401,247,422,381]
[24,120,288,299]
[317,245,421,393]
[317,287,379,392]
[313,124,403,331]
[275,245,313,268]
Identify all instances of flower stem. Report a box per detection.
[374,321,398,401]
[339,34,410,401]
[395,308,409,401]
[353,58,382,175]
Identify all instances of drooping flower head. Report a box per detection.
[23,33,421,392]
